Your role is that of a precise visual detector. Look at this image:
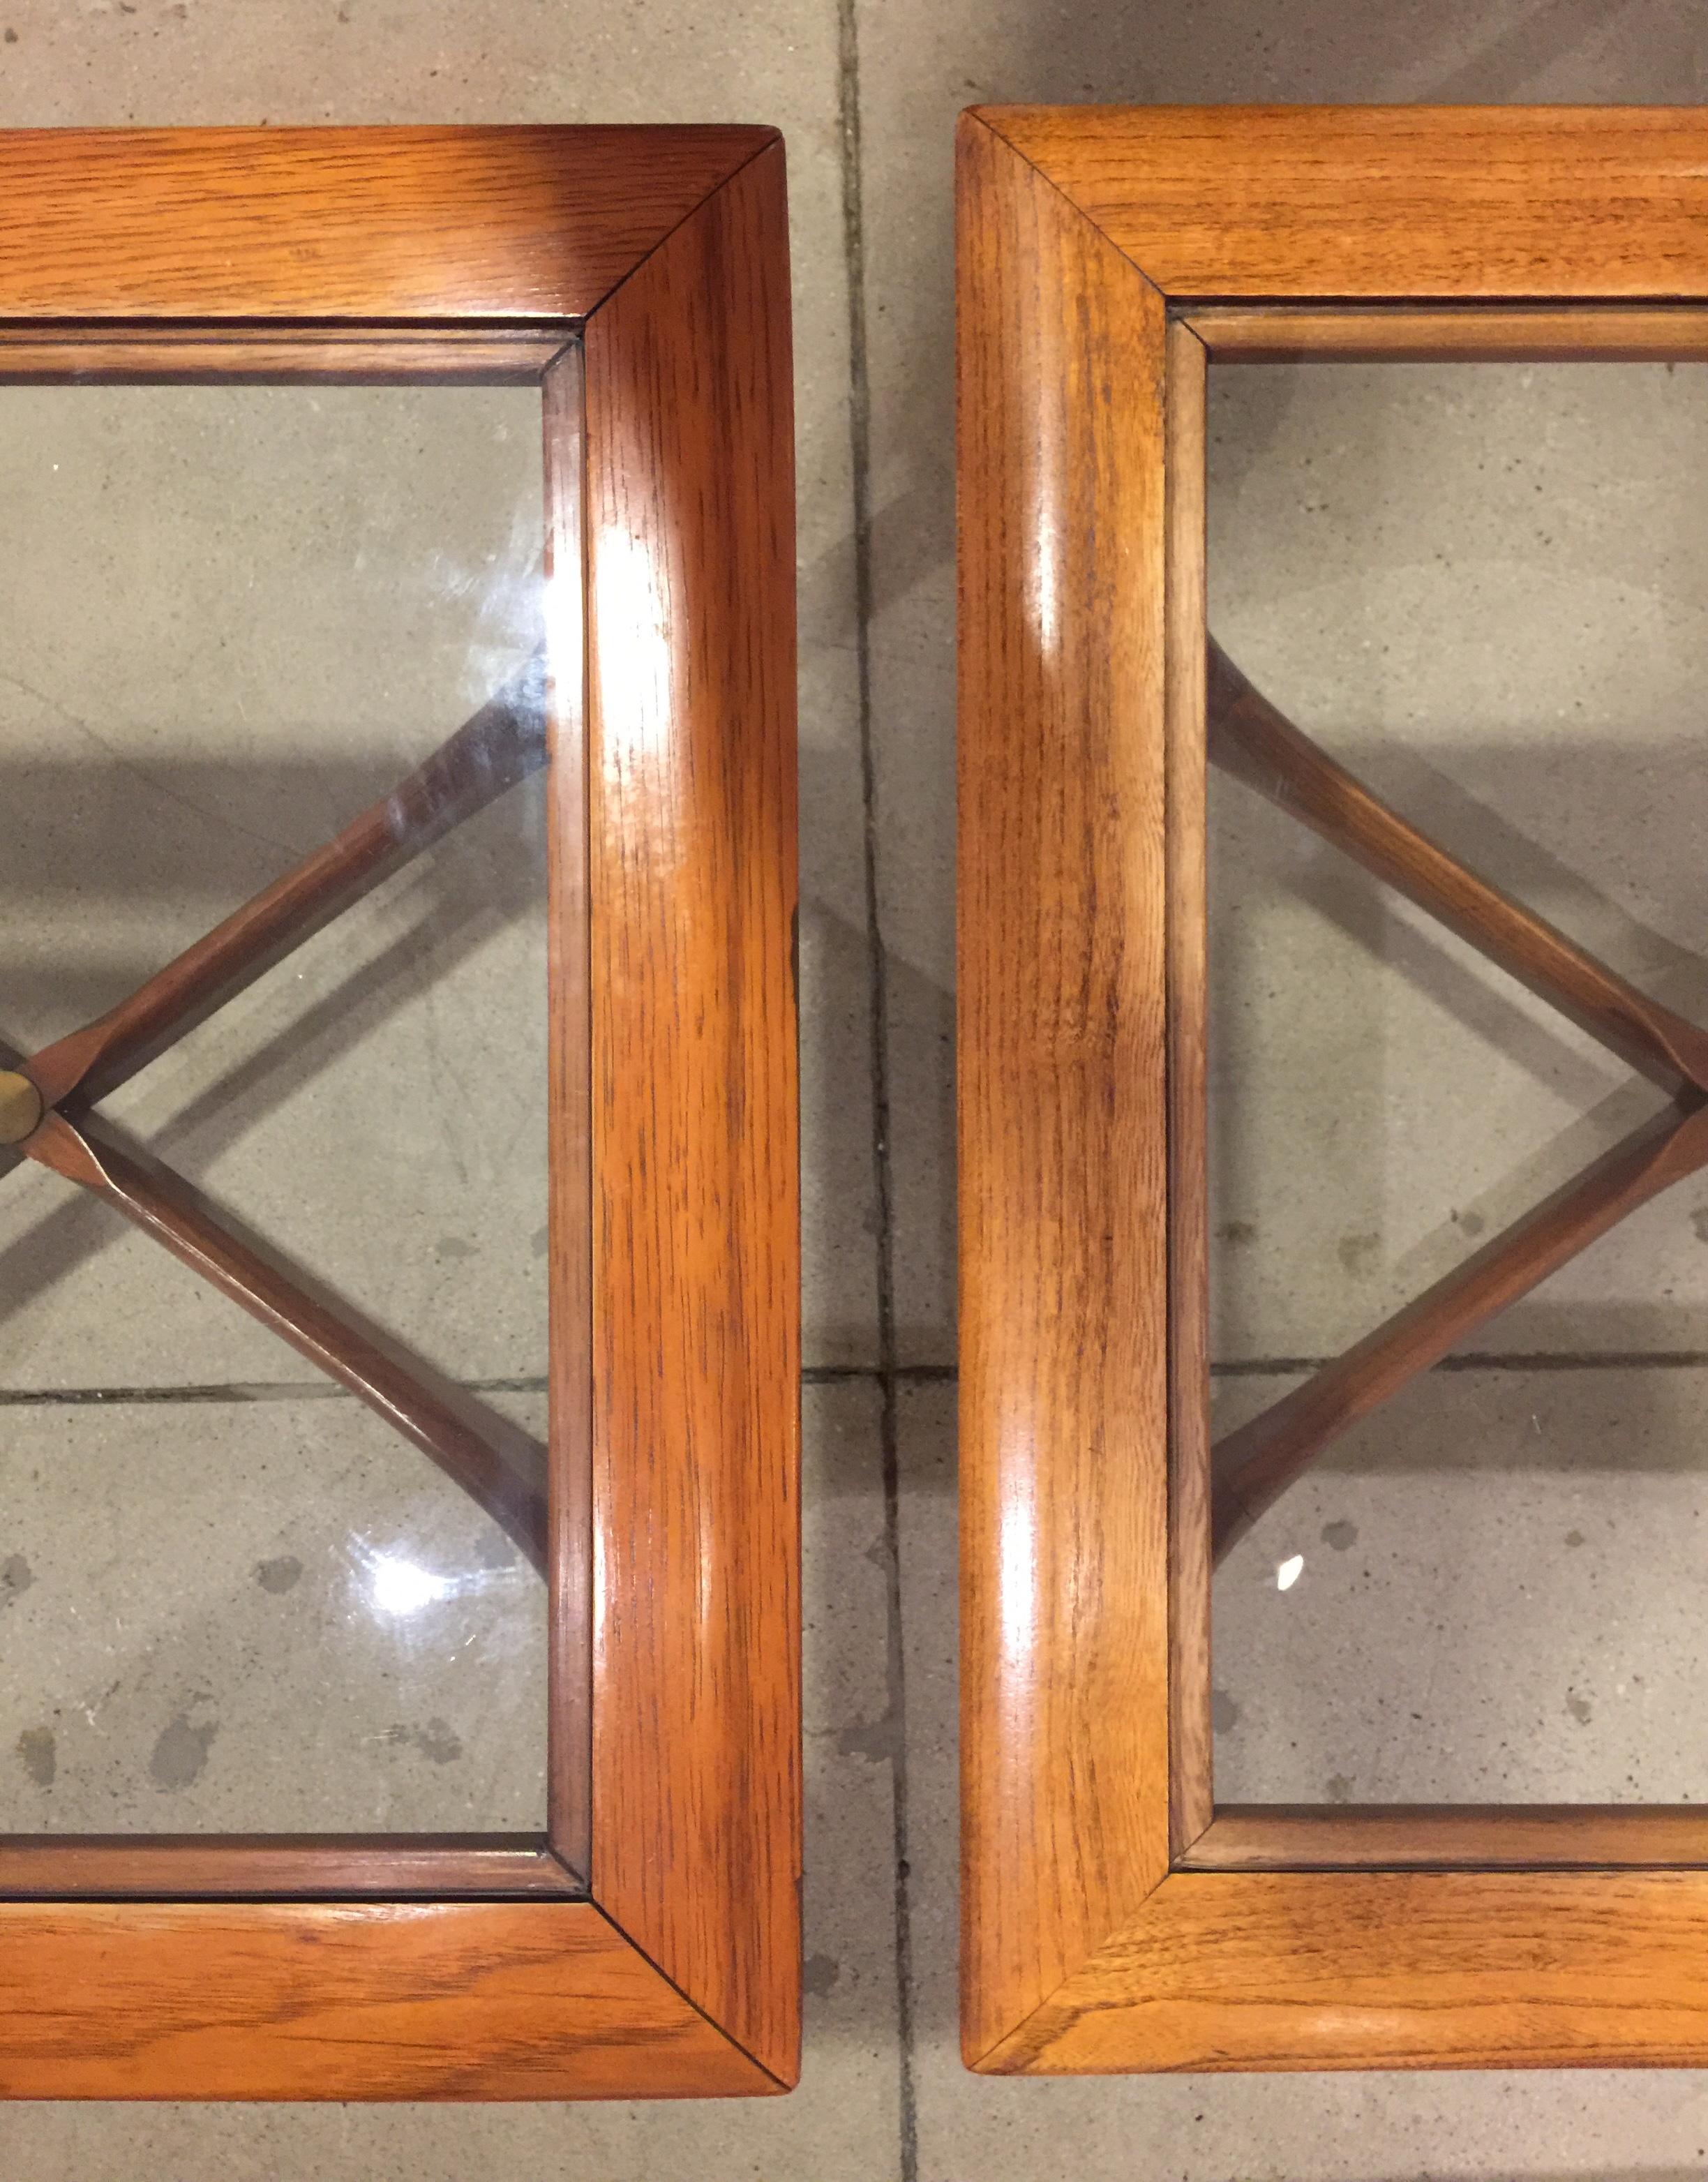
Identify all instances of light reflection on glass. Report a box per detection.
[348,1537,524,1622]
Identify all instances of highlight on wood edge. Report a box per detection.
[1205,643,1708,1557]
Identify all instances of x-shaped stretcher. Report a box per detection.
[0,659,553,1573]
[1207,641,1708,1562]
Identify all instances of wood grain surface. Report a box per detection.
[583,139,801,2089]
[983,1870,1708,2073]
[957,111,1171,2065]
[0,127,775,320]
[0,1901,770,2098]
[980,106,1708,301]
[0,124,799,2100]
[957,100,1708,2077]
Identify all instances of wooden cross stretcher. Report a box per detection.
[0,660,553,1572]
[1207,641,1708,1561]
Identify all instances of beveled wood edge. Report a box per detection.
[0,324,574,381]
[0,1899,781,2099]
[973,1869,1708,2075]
[957,104,1708,2078]
[0,1839,583,1898]
[956,110,1171,2067]
[583,137,801,2090]
[0,126,780,323]
[542,343,594,1883]
[1190,1808,1708,1871]
[1184,303,1708,361]
[1164,320,1212,1855]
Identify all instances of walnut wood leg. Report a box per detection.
[27,654,548,1112]
[1211,1098,1708,1560]
[1208,641,1708,1093]
[22,1108,548,1573]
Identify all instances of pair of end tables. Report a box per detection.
[1,108,1707,2099]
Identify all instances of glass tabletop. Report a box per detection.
[0,382,555,1833]
[1205,358,1708,1806]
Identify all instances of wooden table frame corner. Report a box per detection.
[0,124,799,2101]
[958,101,1708,2076]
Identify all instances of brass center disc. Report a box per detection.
[0,1070,43,1146]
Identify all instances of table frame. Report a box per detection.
[959,103,1708,2074]
[0,124,799,2100]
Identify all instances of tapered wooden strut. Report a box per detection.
[1208,641,1708,1093]
[23,1110,548,1569]
[27,654,548,1113]
[3,670,552,1566]
[1207,645,1708,1557]
[1211,1099,1708,1559]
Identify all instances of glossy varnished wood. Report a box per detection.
[0,127,774,320]
[0,124,798,2102]
[957,109,1171,2065]
[583,138,800,2088]
[980,106,1708,301]
[982,1871,1708,2074]
[958,102,1708,2077]
[0,1902,771,2098]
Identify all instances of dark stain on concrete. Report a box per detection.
[149,1708,218,1791]
[803,1952,842,1999]
[1218,1220,1257,1246]
[16,1726,54,1787]
[1566,1691,1593,1726]
[837,1713,898,1763]
[1211,1688,1241,1735]
[1321,1518,1358,1551]
[1325,1773,1355,1803]
[1338,1232,1380,1276]
[472,1525,520,1572]
[1564,1528,1586,1549]
[386,1718,464,1765]
[1,1553,33,1604]
[255,1554,303,1595]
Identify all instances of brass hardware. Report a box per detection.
[0,1070,43,1146]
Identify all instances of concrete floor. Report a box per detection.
[6,1,1708,2176]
